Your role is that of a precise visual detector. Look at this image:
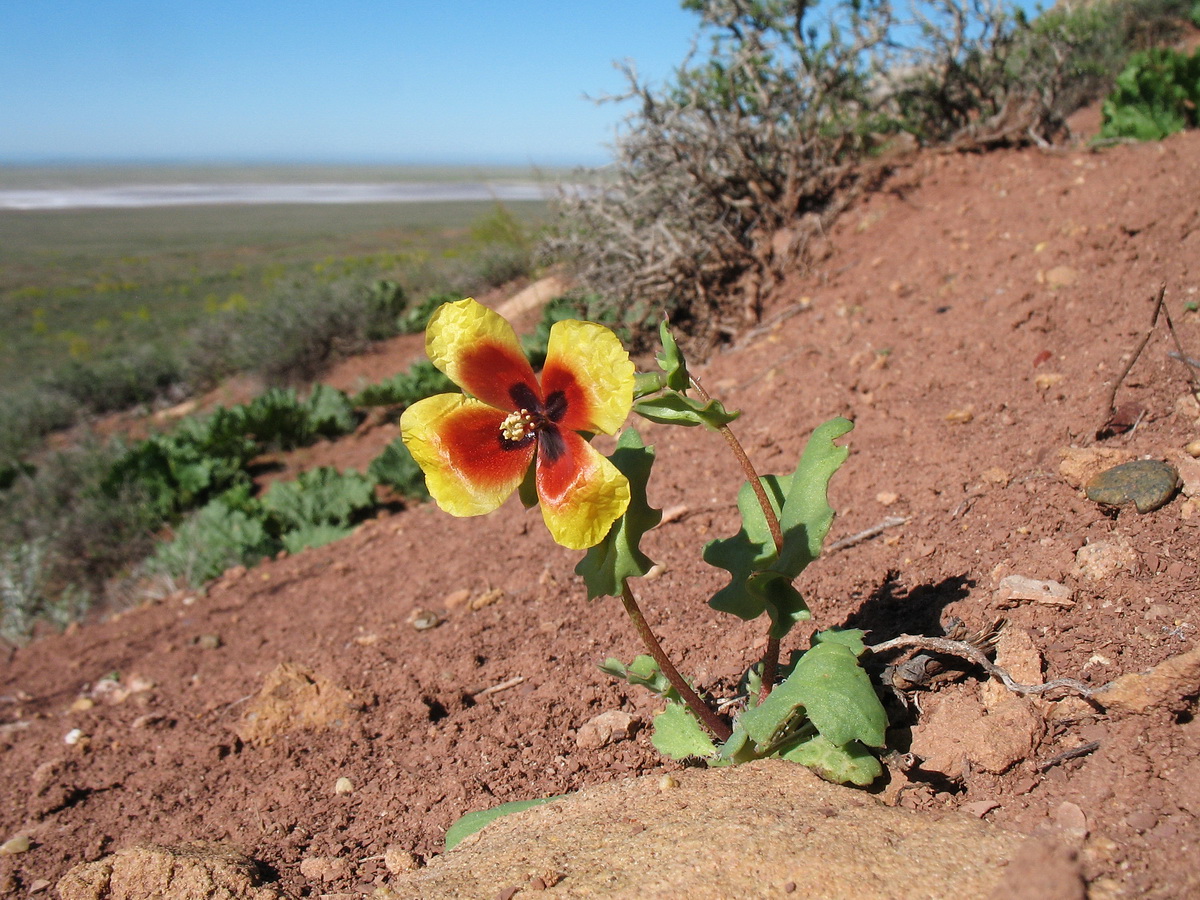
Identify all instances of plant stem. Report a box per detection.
[690,375,784,700]
[619,580,732,742]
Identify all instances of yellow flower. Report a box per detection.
[400,298,634,549]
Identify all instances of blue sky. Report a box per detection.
[0,1,701,167]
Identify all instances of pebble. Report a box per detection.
[334,776,354,795]
[383,846,419,875]
[995,575,1073,608]
[0,835,30,855]
[575,711,637,750]
[299,855,351,882]
[1186,439,1200,458]
[1086,459,1180,513]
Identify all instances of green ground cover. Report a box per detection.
[0,197,550,390]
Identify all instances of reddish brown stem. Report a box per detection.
[690,376,785,701]
[619,581,732,742]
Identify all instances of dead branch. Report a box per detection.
[868,634,1096,698]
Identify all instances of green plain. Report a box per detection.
[0,196,551,390]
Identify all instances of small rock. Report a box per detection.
[1074,538,1138,581]
[876,491,899,506]
[575,710,637,750]
[1186,439,1200,458]
[1059,447,1132,489]
[0,834,30,854]
[195,633,222,650]
[1094,645,1200,714]
[443,589,471,609]
[945,407,974,424]
[980,467,1011,487]
[63,728,84,746]
[1125,810,1158,833]
[407,608,442,631]
[58,843,285,900]
[1035,372,1066,391]
[982,629,1044,709]
[1053,802,1089,843]
[334,777,354,795]
[299,856,351,883]
[658,774,680,792]
[1085,459,1179,513]
[384,846,419,875]
[469,588,506,611]
[1173,453,1200,497]
[996,575,1073,609]
[910,691,1044,778]
[1043,265,1079,288]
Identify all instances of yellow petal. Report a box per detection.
[400,393,534,517]
[541,319,634,435]
[536,430,631,549]
[425,298,538,411]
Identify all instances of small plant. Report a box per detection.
[1100,46,1200,140]
[401,299,886,791]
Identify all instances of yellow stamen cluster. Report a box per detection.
[499,409,537,442]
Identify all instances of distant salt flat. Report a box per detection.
[0,181,558,210]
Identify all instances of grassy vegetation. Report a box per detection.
[0,197,550,391]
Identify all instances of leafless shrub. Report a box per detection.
[544,0,1191,343]
[544,0,896,345]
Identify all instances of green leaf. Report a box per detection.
[575,428,661,599]
[368,439,430,500]
[782,734,883,786]
[280,522,354,554]
[735,631,885,755]
[655,319,690,391]
[810,626,867,656]
[704,417,852,641]
[444,796,563,851]
[651,702,717,760]
[263,467,377,531]
[772,416,854,579]
[599,655,676,699]
[788,639,887,749]
[705,474,811,635]
[634,392,741,429]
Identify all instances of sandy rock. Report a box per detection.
[1042,265,1079,288]
[911,690,1045,778]
[57,843,286,900]
[1093,645,1200,714]
[574,710,637,750]
[989,837,1086,900]
[982,628,1044,709]
[1074,537,1138,581]
[234,662,358,745]
[1173,452,1200,497]
[995,575,1072,609]
[377,761,1025,899]
[298,856,350,883]
[383,846,419,875]
[1058,447,1132,490]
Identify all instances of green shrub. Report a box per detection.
[1100,46,1200,139]
[352,359,456,408]
[0,384,77,469]
[43,344,184,415]
[262,467,378,552]
[368,438,429,500]
[143,491,277,587]
[0,540,90,645]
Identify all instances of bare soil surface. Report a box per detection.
[3,124,1200,899]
